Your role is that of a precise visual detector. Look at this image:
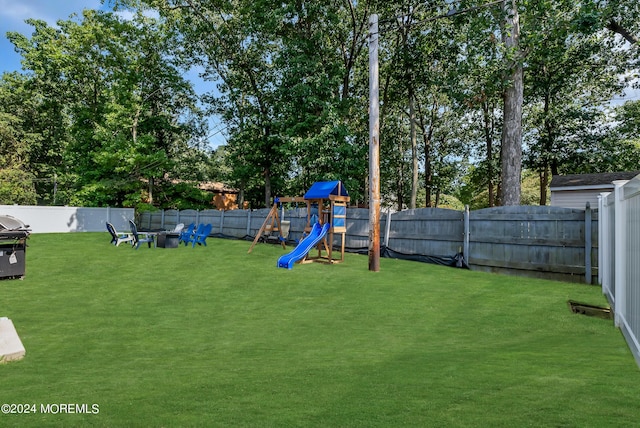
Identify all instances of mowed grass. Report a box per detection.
[1,232,639,427]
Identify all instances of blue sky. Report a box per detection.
[0,0,105,75]
[0,0,226,148]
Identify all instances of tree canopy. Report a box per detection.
[1,0,639,209]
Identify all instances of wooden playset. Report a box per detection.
[299,180,349,264]
[248,181,350,267]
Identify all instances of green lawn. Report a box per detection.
[1,233,638,427]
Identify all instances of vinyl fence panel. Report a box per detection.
[597,176,640,368]
[0,205,134,233]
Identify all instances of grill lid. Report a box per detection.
[0,215,29,231]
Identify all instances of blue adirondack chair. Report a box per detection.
[129,220,156,249]
[183,223,205,246]
[191,223,213,247]
[178,223,196,244]
[106,222,133,247]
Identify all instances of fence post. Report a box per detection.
[613,180,628,327]
[584,202,592,284]
[220,210,225,235]
[246,210,252,237]
[597,195,604,287]
[463,205,470,263]
[384,209,392,249]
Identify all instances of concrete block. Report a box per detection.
[0,317,25,363]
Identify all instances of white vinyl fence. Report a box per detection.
[0,205,134,233]
[599,174,640,368]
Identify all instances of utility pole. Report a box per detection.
[368,14,380,272]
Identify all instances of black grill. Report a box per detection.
[0,215,30,280]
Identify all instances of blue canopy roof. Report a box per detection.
[304,181,349,199]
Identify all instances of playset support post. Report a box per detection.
[247,202,284,253]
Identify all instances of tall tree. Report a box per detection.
[104,0,640,211]
[5,22,72,203]
[451,1,505,207]
[0,79,40,205]
[499,0,523,205]
[522,0,632,204]
[6,10,202,207]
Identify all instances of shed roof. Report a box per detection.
[198,181,238,194]
[550,171,640,189]
[304,181,349,199]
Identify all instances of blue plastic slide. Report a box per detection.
[277,222,330,269]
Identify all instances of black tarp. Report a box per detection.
[343,245,469,269]
[235,233,469,270]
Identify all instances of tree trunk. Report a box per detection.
[482,101,495,207]
[264,166,271,208]
[500,0,523,206]
[539,168,549,206]
[397,145,404,211]
[424,161,432,207]
[424,146,432,207]
[539,91,553,206]
[409,85,418,209]
[420,99,437,208]
[148,176,154,205]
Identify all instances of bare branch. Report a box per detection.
[606,20,638,45]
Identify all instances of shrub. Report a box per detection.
[0,168,37,205]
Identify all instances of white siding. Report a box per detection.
[550,189,612,209]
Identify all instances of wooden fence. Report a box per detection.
[140,204,597,284]
[467,205,597,283]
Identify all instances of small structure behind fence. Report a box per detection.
[599,175,640,368]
